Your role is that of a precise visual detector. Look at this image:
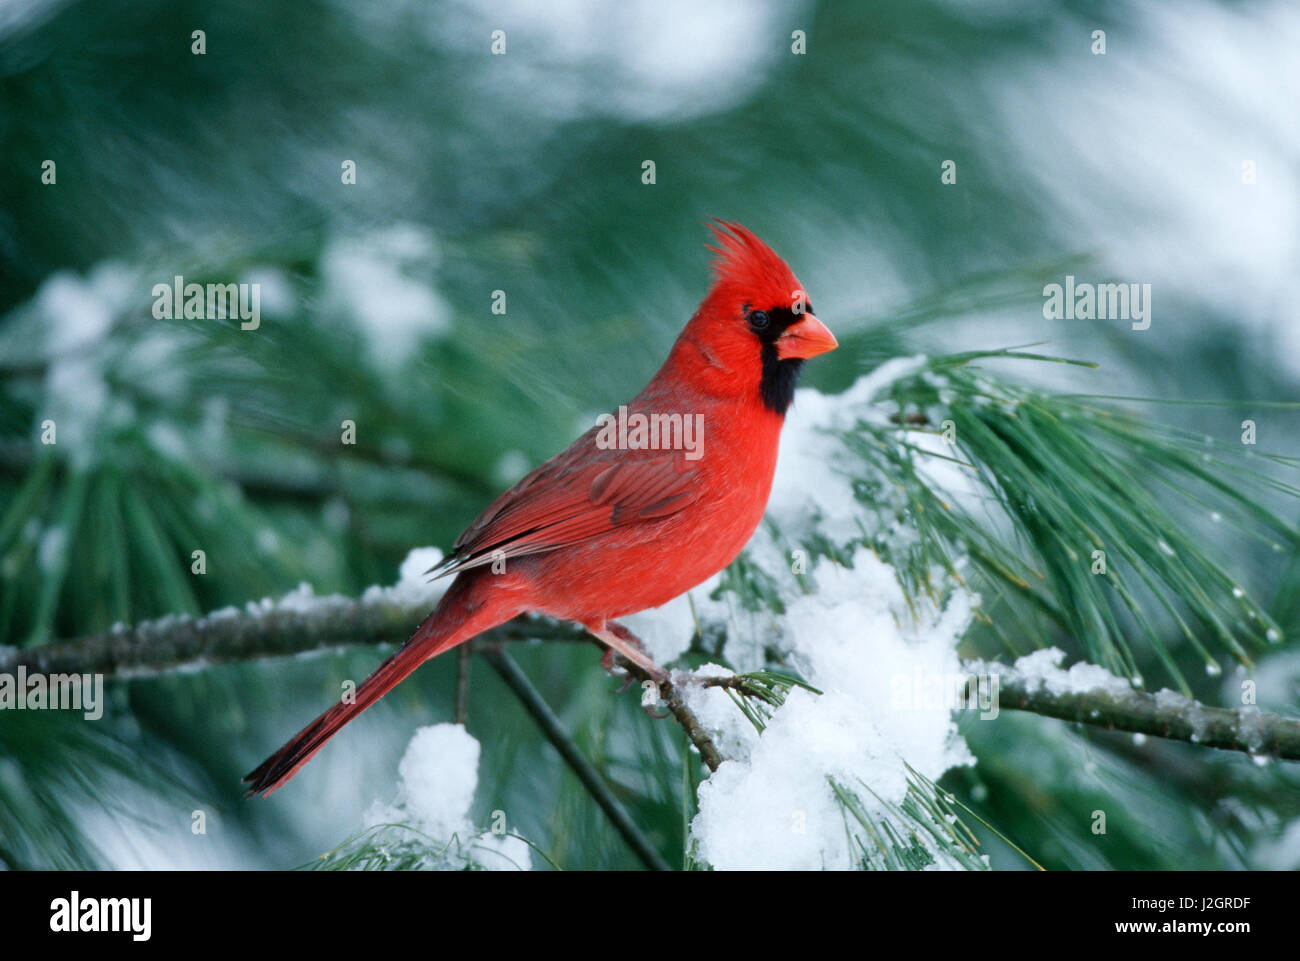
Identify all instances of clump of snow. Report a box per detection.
[623,578,716,665]
[35,262,137,462]
[786,551,978,788]
[364,724,531,870]
[321,225,451,370]
[240,266,295,317]
[380,725,479,838]
[766,355,927,537]
[1234,706,1267,755]
[689,548,978,870]
[675,366,991,871]
[39,263,130,353]
[221,553,430,622]
[360,546,447,609]
[399,546,444,587]
[677,663,761,761]
[1002,647,1134,696]
[1151,687,1213,744]
[695,687,888,870]
[267,582,321,614]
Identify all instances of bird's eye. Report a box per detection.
[749,310,770,331]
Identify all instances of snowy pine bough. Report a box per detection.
[215,351,1296,870]
[3,259,1296,870]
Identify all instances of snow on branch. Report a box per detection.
[0,581,580,680]
[990,650,1300,761]
[4,584,1299,762]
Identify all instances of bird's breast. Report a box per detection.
[527,399,785,620]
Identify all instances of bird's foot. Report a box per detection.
[584,618,669,686]
[600,648,637,692]
[584,619,674,716]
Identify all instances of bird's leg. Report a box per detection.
[584,619,666,680]
[582,619,722,768]
[598,637,632,682]
[588,624,635,690]
[587,624,670,712]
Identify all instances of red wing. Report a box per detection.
[429,436,701,579]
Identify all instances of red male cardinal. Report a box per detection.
[244,221,836,797]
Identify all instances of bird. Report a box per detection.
[243,220,837,797]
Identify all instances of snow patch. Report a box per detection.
[1001,647,1133,696]
[689,548,977,870]
[767,355,927,537]
[35,262,136,462]
[360,546,447,609]
[623,577,716,665]
[364,724,531,870]
[679,367,986,871]
[322,225,451,370]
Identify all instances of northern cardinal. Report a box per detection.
[244,221,836,797]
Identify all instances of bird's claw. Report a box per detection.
[600,648,637,692]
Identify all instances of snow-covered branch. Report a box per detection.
[0,565,725,779]
[989,652,1300,761]
[0,585,580,680]
[5,585,1299,762]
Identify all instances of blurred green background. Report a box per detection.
[1,0,1297,869]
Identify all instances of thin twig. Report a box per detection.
[480,647,671,872]
[661,682,723,772]
[588,646,723,773]
[454,645,471,725]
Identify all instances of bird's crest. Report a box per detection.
[704,219,800,301]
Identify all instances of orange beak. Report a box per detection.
[775,314,838,360]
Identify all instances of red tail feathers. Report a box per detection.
[242,575,515,798]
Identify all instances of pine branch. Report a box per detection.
[0,592,584,678]
[0,588,726,777]
[993,665,1299,760]
[454,644,472,725]
[4,595,1299,761]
